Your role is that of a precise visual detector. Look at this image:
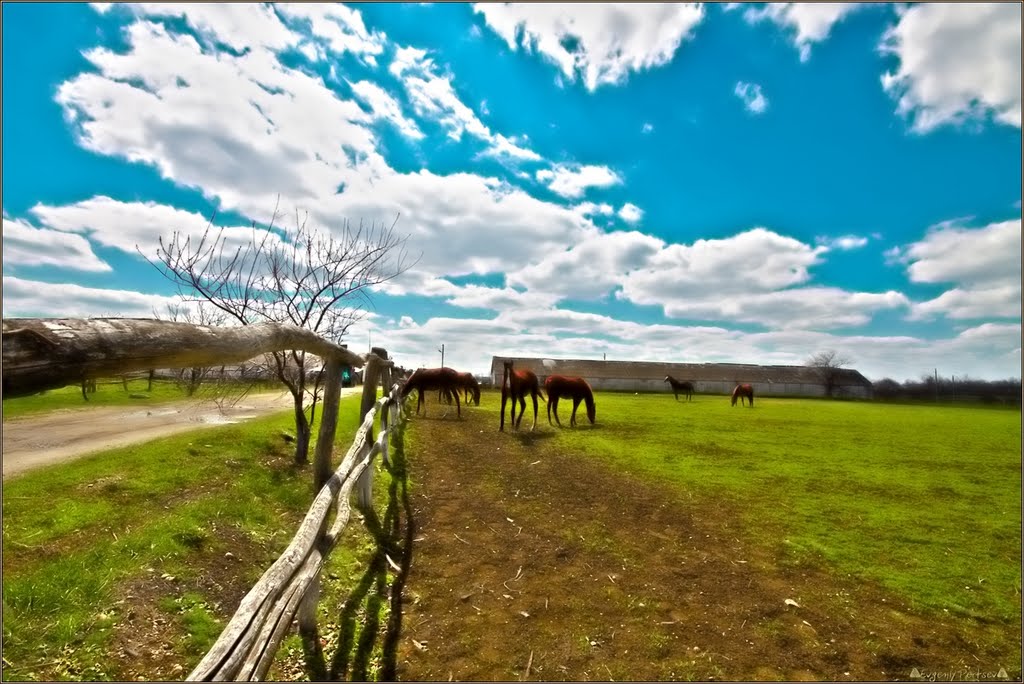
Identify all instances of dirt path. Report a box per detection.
[1,389,362,480]
[394,404,1020,681]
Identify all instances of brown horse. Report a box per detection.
[402,367,462,417]
[731,383,754,407]
[500,359,543,431]
[544,375,596,427]
[436,370,481,406]
[664,375,694,401]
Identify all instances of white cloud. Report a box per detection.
[2,276,182,318]
[647,286,910,329]
[818,234,869,250]
[572,202,615,218]
[57,18,378,217]
[911,286,1021,321]
[115,3,299,52]
[642,122,654,134]
[388,44,541,161]
[473,3,704,91]
[734,81,768,114]
[507,230,664,300]
[621,227,827,297]
[618,202,643,224]
[894,218,1021,320]
[275,3,387,62]
[880,3,1022,132]
[899,218,1020,288]
[349,79,424,140]
[743,3,863,62]
[2,216,112,272]
[536,163,621,199]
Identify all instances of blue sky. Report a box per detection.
[2,2,1021,380]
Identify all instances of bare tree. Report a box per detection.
[147,205,414,464]
[158,302,228,396]
[806,350,853,398]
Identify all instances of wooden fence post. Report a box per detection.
[312,357,343,493]
[357,348,387,510]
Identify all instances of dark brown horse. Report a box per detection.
[731,383,754,407]
[500,359,543,431]
[436,370,481,406]
[664,375,694,401]
[402,367,462,417]
[544,375,596,427]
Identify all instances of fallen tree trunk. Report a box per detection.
[2,318,365,399]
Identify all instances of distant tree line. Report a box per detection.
[872,375,1022,405]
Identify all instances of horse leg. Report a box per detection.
[500,386,508,431]
[530,391,538,432]
[570,397,583,427]
[515,394,526,430]
[454,387,462,418]
[550,395,561,426]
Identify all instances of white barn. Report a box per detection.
[489,357,874,399]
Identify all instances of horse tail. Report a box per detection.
[584,383,596,423]
[731,385,738,406]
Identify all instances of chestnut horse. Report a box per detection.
[500,359,543,431]
[731,383,754,407]
[664,375,694,401]
[544,375,596,427]
[437,370,481,406]
[402,367,462,417]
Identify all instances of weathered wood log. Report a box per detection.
[1,318,365,399]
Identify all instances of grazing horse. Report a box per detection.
[731,383,754,407]
[402,367,462,417]
[664,375,694,401]
[544,375,596,427]
[453,371,481,406]
[500,360,543,431]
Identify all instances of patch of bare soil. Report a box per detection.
[393,405,1021,681]
[2,390,360,479]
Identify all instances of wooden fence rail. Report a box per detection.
[188,350,405,681]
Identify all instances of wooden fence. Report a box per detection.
[2,318,406,681]
[187,348,405,681]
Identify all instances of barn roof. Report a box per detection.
[489,356,872,387]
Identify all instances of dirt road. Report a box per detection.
[2,389,362,480]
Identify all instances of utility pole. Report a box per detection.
[439,344,445,368]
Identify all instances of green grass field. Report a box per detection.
[1,393,373,681]
[1,378,281,419]
[2,388,1020,679]
[531,390,1022,623]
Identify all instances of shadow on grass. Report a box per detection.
[300,418,416,681]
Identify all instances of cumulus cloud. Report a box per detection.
[2,215,112,272]
[880,3,1022,132]
[536,163,621,199]
[507,230,664,300]
[473,3,704,91]
[618,203,643,224]
[734,81,768,114]
[898,218,1020,288]
[743,3,863,62]
[893,218,1022,320]
[2,276,182,318]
